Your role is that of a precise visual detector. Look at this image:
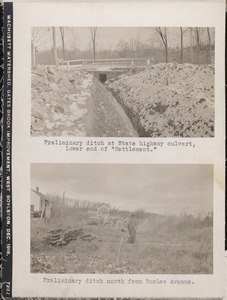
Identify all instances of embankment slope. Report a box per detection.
[107,63,214,137]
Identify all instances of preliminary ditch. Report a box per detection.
[32,64,214,138]
[105,85,151,137]
[85,78,138,137]
[91,68,152,137]
[88,68,148,137]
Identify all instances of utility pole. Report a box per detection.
[52,27,59,67]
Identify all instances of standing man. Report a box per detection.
[127,214,138,244]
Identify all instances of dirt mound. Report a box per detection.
[31,65,138,137]
[31,65,92,136]
[107,63,214,137]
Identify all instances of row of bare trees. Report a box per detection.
[31,27,49,66]
[32,27,214,66]
[155,27,213,64]
[32,27,65,67]
[32,27,98,66]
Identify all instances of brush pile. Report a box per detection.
[46,228,97,246]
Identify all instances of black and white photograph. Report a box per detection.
[31,27,215,138]
[31,164,213,274]
[2,0,225,297]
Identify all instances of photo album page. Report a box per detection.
[2,0,226,298]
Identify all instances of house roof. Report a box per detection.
[31,189,54,203]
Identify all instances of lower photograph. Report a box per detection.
[30,163,213,275]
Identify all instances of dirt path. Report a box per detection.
[84,78,138,137]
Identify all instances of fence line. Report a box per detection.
[99,237,191,247]
[59,58,153,71]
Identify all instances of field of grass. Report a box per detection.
[31,203,213,274]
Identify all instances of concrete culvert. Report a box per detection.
[99,73,107,82]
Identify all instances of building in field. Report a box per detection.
[31,187,53,218]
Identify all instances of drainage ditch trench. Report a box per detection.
[84,74,138,137]
[92,70,147,137]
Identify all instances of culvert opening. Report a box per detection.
[99,73,107,83]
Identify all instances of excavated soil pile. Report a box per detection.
[31,65,137,137]
[31,65,92,136]
[107,63,215,137]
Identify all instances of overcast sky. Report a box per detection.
[33,27,215,52]
[31,164,213,215]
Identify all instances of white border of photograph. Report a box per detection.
[12,0,225,298]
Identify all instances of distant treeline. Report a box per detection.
[46,193,213,223]
[35,45,214,66]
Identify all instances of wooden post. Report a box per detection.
[52,27,59,68]
[116,237,124,265]
[31,43,36,66]
[31,205,34,219]
[61,191,65,225]
[40,202,46,219]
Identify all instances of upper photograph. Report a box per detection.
[31,27,215,137]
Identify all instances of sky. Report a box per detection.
[31,164,213,215]
[33,27,215,52]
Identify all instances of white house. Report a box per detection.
[31,187,53,218]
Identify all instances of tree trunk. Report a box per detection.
[189,28,194,64]
[60,27,66,60]
[155,27,168,63]
[90,27,97,61]
[207,27,212,64]
[93,40,96,60]
[195,27,200,65]
[164,27,168,63]
[31,42,36,66]
[165,45,168,63]
[180,27,183,64]
[52,27,59,67]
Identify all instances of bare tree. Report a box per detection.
[90,27,98,60]
[195,27,201,64]
[189,27,195,64]
[59,27,66,60]
[69,28,79,55]
[128,36,142,58]
[156,27,168,63]
[180,27,184,63]
[206,27,212,64]
[116,39,129,58]
[128,38,135,58]
[52,27,59,67]
[31,27,49,66]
